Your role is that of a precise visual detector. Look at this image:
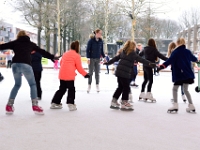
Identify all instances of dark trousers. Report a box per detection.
[106,65,109,74]
[33,71,42,98]
[52,80,75,104]
[141,66,153,92]
[7,60,12,68]
[113,77,130,100]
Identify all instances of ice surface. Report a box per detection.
[0,68,200,150]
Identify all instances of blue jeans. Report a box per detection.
[9,63,37,100]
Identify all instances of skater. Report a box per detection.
[86,29,106,93]
[51,41,90,111]
[167,42,187,103]
[54,54,59,70]
[104,40,156,111]
[5,50,13,68]
[0,72,4,82]
[153,57,160,76]
[105,53,110,74]
[0,30,59,115]
[139,38,168,102]
[158,37,199,113]
[130,43,142,87]
[31,51,43,100]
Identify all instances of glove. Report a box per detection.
[84,73,90,78]
[103,62,109,65]
[51,59,55,63]
[157,65,165,72]
[149,63,156,68]
[54,55,62,60]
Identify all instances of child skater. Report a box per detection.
[158,37,199,113]
[104,40,156,111]
[51,41,90,111]
[167,42,187,103]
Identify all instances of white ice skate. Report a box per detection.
[121,101,134,111]
[68,104,77,111]
[128,94,133,103]
[96,85,100,93]
[182,95,187,103]
[144,92,156,102]
[110,98,120,109]
[50,103,63,109]
[139,92,146,101]
[167,103,178,113]
[186,104,196,113]
[87,85,91,93]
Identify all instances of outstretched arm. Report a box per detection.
[104,55,120,65]
[0,41,15,51]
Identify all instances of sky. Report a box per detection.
[0,0,200,33]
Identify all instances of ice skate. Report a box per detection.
[121,101,134,111]
[144,92,156,102]
[128,94,133,103]
[5,105,14,115]
[50,103,63,109]
[186,104,196,113]
[182,95,187,103]
[139,92,145,101]
[68,104,77,111]
[167,103,178,113]
[87,85,91,93]
[0,76,4,82]
[96,85,100,93]
[32,99,44,115]
[131,83,139,88]
[110,98,120,109]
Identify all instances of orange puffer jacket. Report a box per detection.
[59,50,87,80]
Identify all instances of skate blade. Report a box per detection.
[186,110,196,113]
[183,100,187,103]
[50,107,63,109]
[144,99,156,103]
[6,112,13,115]
[34,111,44,115]
[120,108,134,111]
[69,109,77,111]
[110,106,120,109]
[167,109,178,114]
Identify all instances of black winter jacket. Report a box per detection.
[107,50,151,79]
[31,52,43,72]
[139,46,168,66]
[0,36,54,66]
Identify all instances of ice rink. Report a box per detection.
[0,68,200,150]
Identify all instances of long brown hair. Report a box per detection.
[70,41,80,53]
[167,42,176,57]
[123,40,136,55]
[148,38,157,49]
[17,31,27,39]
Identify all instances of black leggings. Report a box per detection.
[141,66,153,92]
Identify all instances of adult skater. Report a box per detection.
[31,51,43,100]
[158,37,199,113]
[139,38,168,102]
[51,41,90,111]
[0,72,4,82]
[0,30,59,115]
[86,29,106,93]
[167,42,187,103]
[104,40,156,111]
[5,50,13,68]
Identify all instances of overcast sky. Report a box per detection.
[0,0,200,33]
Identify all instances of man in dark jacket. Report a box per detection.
[86,29,105,93]
[0,72,4,82]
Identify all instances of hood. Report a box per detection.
[144,46,157,55]
[89,35,102,40]
[17,36,31,42]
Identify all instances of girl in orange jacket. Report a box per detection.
[51,41,90,111]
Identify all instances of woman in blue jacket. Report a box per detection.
[159,38,198,113]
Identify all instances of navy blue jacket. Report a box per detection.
[31,52,43,72]
[86,36,105,59]
[163,45,197,82]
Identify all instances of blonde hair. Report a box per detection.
[176,37,186,46]
[167,42,176,57]
[123,40,136,55]
[17,31,27,39]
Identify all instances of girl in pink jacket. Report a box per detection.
[51,41,89,111]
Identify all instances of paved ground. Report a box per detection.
[0,68,200,150]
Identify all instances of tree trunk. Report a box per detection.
[37,3,42,47]
[37,27,41,47]
[131,0,135,41]
[57,0,61,56]
[104,0,110,53]
[63,26,67,52]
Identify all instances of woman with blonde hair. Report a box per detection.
[0,30,59,115]
[104,40,155,111]
[167,42,187,103]
[159,37,199,113]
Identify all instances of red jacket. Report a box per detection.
[59,50,87,80]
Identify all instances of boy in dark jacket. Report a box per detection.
[104,40,155,111]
